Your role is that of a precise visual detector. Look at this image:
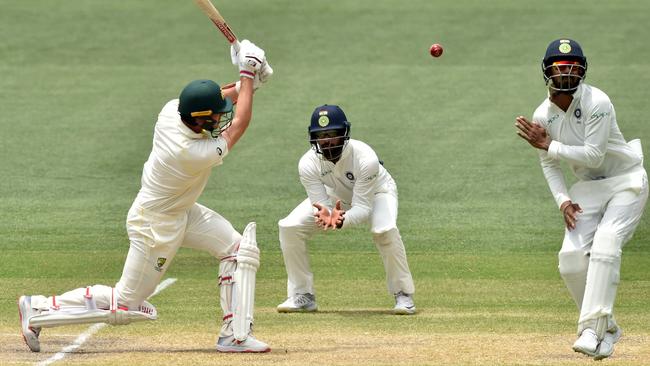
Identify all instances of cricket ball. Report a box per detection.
[429,43,443,58]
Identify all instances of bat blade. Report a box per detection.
[193,0,240,52]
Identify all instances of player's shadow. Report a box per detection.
[316,309,396,316]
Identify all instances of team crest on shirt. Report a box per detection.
[345,172,355,181]
[216,147,223,156]
[574,108,582,119]
[155,257,167,272]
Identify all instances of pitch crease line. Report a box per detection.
[35,277,177,366]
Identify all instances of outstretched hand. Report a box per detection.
[515,116,551,150]
[313,200,345,230]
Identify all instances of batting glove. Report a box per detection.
[235,60,273,92]
[231,39,265,79]
[259,60,273,82]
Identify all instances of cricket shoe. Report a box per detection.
[393,291,416,315]
[18,296,41,352]
[572,328,598,356]
[276,293,317,313]
[216,334,271,353]
[593,327,623,360]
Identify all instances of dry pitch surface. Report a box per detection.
[3,312,649,366]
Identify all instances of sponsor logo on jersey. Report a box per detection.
[547,114,559,125]
[320,169,332,177]
[345,172,355,181]
[591,111,610,120]
[216,147,223,156]
[364,173,377,182]
[155,257,167,272]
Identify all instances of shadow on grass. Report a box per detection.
[315,309,397,316]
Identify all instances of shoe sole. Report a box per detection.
[593,351,612,361]
[17,296,40,353]
[593,343,614,361]
[394,307,416,315]
[216,345,271,353]
[573,346,597,357]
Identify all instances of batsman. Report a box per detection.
[18,40,273,353]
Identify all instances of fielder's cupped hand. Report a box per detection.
[330,200,345,229]
[313,200,345,230]
[560,200,582,231]
[515,116,551,150]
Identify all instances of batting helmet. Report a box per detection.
[541,39,588,92]
[178,79,233,122]
[308,104,351,161]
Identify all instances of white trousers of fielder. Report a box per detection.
[558,166,648,337]
[278,190,415,297]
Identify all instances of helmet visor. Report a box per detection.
[310,129,349,161]
[544,61,586,92]
[198,110,234,138]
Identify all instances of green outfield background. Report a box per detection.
[1,0,648,365]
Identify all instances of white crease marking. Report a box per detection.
[35,278,177,366]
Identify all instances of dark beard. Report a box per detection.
[550,88,573,97]
[322,145,343,162]
[551,75,580,93]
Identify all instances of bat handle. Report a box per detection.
[232,39,241,54]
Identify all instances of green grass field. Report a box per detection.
[1,0,649,365]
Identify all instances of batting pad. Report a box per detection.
[30,301,157,328]
[232,222,260,341]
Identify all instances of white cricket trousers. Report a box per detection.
[278,191,415,297]
[31,202,241,312]
[558,166,648,333]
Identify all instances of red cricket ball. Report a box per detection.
[429,43,443,58]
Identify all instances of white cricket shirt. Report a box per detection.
[298,139,395,228]
[533,83,643,207]
[133,99,229,216]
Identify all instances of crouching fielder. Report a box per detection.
[277,104,416,314]
[18,40,273,353]
[516,38,647,360]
